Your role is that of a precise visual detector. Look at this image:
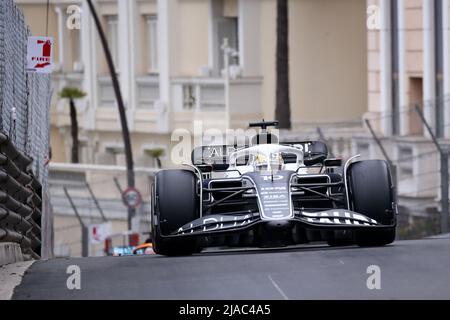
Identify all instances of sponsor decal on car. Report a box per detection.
[245,171,294,220]
[174,213,256,235]
[297,210,378,225]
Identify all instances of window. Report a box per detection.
[181,83,225,110]
[72,28,82,70]
[408,77,423,136]
[137,80,159,108]
[397,146,414,180]
[146,15,159,73]
[216,17,239,73]
[106,15,119,71]
[98,77,116,107]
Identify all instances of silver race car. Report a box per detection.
[151,121,396,256]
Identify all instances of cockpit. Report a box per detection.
[190,120,330,178]
[227,144,304,175]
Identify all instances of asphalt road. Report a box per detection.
[12,237,450,299]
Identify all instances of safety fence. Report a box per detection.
[0,132,42,258]
[0,0,51,258]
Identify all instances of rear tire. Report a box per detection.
[152,169,202,256]
[347,160,396,246]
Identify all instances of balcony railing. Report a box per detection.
[136,76,159,109]
[172,78,226,111]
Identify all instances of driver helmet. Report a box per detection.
[253,152,284,171]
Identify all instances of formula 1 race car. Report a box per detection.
[151,121,397,256]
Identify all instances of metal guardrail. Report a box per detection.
[0,132,42,259]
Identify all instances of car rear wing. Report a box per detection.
[191,141,329,169]
[282,141,329,166]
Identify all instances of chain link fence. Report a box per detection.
[0,0,51,186]
[0,0,51,259]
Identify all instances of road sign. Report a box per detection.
[88,222,112,245]
[122,187,142,209]
[26,36,54,74]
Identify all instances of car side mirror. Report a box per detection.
[324,158,342,167]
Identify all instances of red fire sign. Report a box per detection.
[27,36,54,74]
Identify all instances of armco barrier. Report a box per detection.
[0,132,42,259]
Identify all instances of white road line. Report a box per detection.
[339,259,345,265]
[267,274,289,300]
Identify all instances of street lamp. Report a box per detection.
[85,0,136,231]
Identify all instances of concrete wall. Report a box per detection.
[174,0,210,76]
[290,0,367,126]
[367,0,381,115]
[50,126,67,163]
[404,0,423,75]
[260,0,277,121]
[260,0,368,128]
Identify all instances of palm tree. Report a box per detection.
[59,87,86,163]
[275,0,291,129]
[146,148,165,169]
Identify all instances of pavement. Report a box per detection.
[11,237,450,300]
[0,261,34,300]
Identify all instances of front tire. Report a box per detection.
[347,160,396,246]
[151,169,202,256]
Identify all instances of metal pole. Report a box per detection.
[414,105,444,153]
[86,0,135,232]
[365,119,398,205]
[414,105,449,233]
[86,182,107,222]
[113,177,132,230]
[441,153,449,233]
[81,226,89,258]
[113,176,123,194]
[365,119,392,163]
[63,187,89,257]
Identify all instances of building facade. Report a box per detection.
[361,0,450,236]
[17,0,368,166]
